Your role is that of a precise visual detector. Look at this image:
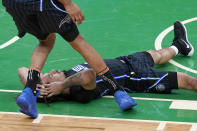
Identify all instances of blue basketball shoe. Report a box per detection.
[114,89,137,111]
[16,88,40,118]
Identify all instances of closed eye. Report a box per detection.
[49,74,54,79]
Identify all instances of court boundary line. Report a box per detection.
[0,36,19,49]
[190,124,197,131]
[32,114,43,124]
[0,88,195,102]
[155,17,197,74]
[0,111,196,125]
[156,121,167,131]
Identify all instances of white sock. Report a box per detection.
[170,46,179,55]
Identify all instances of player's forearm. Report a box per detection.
[62,72,84,89]
[61,70,96,91]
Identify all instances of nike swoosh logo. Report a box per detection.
[180,39,190,48]
[59,15,72,28]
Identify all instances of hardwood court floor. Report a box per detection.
[0,112,195,131]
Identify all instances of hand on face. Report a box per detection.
[37,70,66,98]
[36,82,64,98]
[36,84,48,98]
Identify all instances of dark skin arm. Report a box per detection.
[43,69,96,97]
[58,0,85,25]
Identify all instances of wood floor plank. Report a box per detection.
[164,123,192,131]
[0,113,194,131]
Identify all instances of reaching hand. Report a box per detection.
[64,2,85,26]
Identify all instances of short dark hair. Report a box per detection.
[62,70,68,78]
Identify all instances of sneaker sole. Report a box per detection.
[179,21,194,56]
[17,98,37,118]
[20,108,37,118]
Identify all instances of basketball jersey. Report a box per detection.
[66,58,132,96]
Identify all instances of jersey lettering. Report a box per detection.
[72,65,88,72]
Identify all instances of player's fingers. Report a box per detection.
[40,89,48,96]
[38,95,43,98]
[42,87,49,92]
[71,15,76,23]
[36,84,44,89]
[47,92,54,98]
[80,11,85,21]
[45,88,53,94]
[40,89,50,97]
[76,15,82,26]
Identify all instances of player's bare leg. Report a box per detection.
[148,21,194,66]
[17,33,56,118]
[69,34,137,110]
[177,72,197,92]
[147,48,176,65]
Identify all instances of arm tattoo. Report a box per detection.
[69,73,82,81]
[63,72,83,88]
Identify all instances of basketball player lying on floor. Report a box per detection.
[18,21,196,107]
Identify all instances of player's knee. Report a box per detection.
[39,33,56,48]
[147,50,162,64]
[146,50,155,57]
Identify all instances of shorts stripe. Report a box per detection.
[96,74,163,83]
[50,0,66,13]
[40,0,43,12]
[147,73,168,90]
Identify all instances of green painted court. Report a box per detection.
[0,0,197,129]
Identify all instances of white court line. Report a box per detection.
[104,95,190,102]
[106,96,197,110]
[0,111,196,125]
[0,89,21,93]
[156,122,167,131]
[32,114,43,124]
[155,17,197,74]
[190,124,197,131]
[0,88,194,103]
[170,100,197,111]
[0,36,19,49]
[0,88,187,102]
